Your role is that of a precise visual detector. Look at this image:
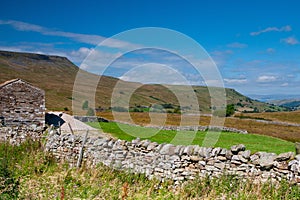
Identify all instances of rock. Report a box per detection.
[231,160,242,165]
[211,147,221,157]
[205,165,217,171]
[141,140,151,148]
[222,149,231,160]
[258,155,276,170]
[207,160,215,166]
[94,138,106,146]
[288,160,298,167]
[181,155,190,161]
[295,155,300,161]
[250,154,259,163]
[183,146,194,155]
[215,162,225,170]
[219,148,227,156]
[217,156,227,161]
[132,138,141,144]
[147,142,158,151]
[231,144,246,154]
[199,161,206,166]
[193,146,201,155]
[274,161,288,170]
[198,147,207,157]
[190,156,200,162]
[232,155,248,163]
[232,155,240,161]
[290,164,299,173]
[204,148,212,158]
[160,144,175,155]
[241,150,251,159]
[275,152,295,161]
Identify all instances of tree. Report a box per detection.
[226,104,235,117]
[82,100,89,110]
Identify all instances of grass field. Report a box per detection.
[87,122,295,154]
[97,111,300,142]
[1,140,300,199]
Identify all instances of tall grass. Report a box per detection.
[1,140,299,199]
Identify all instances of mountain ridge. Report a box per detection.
[0,50,283,113]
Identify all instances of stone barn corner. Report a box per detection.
[0,79,45,128]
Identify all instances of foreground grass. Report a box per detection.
[87,122,295,154]
[1,140,299,199]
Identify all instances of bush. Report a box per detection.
[0,155,19,199]
[82,100,89,110]
[111,106,128,112]
[226,104,235,117]
[86,108,95,116]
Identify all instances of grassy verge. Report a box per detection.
[1,140,299,199]
[87,122,295,154]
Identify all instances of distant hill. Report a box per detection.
[269,99,300,110]
[249,94,300,102]
[0,50,283,113]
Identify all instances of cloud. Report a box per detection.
[281,36,299,45]
[211,50,233,56]
[0,20,139,49]
[266,48,275,54]
[250,25,291,36]
[118,63,189,85]
[227,42,248,48]
[224,78,247,84]
[257,75,278,83]
[281,83,289,87]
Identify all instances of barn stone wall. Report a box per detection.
[0,79,45,128]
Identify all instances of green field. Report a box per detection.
[87,122,295,154]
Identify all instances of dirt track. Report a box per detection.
[48,112,109,138]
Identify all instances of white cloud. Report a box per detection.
[281,36,299,45]
[250,25,291,36]
[0,20,139,49]
[257,75,278,83]
[211,50,233,56]
[224,78,247,84]
[266,48,275,54]
[119,63,186,85]
[281,83,289,87]
[227,42,248,48]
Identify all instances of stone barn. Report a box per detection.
[0,79,45,128]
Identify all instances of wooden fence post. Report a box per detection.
[76,130,89,168]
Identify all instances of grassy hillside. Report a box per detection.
[0,50,280,113]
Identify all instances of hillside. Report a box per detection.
[0,50,280,113]
[269,99,300,110]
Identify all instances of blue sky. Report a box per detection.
[1,0,300,98]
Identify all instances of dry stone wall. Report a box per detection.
[0,126,44,145]
[45,132,300,185]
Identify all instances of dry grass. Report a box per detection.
[235,110,300,124]
[1,140,299,199]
